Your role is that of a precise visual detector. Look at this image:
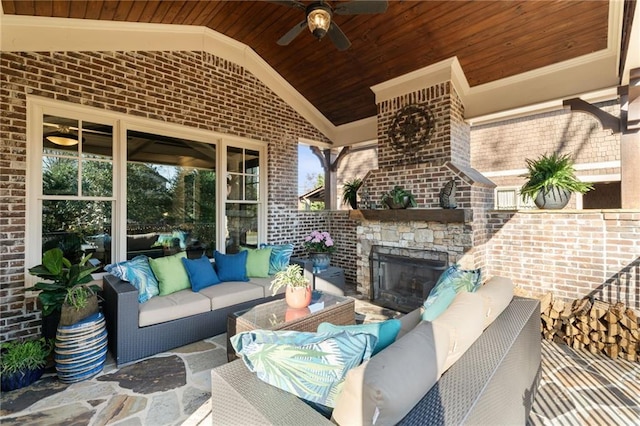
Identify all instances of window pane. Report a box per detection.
[227,146,243,173]
[127,130,217,259]
[225,203,258,253]
[43,156,78,196]
[42,200,112,268]
[227,174,243,200]
[245,149,259,174]
[245,174,259,201]
[82,160,112,196]
[43,115,79,156]
[82,121,113,160]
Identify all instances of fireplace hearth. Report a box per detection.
[370,247,448,313]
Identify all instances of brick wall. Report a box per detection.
[471,100,621,188]
[0,50,330,342]
[486,211,640,310]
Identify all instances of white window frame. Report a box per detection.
[26,96,268,285]
[494,186,536,210]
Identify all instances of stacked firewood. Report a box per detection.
[540,293,639,362]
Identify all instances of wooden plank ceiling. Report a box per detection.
[1,0,610,126]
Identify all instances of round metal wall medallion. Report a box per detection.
[388,104,435,158]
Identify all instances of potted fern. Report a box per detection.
[1,338,52,391]
[520,153,593,209]
[269,264,312,309]
[342,177,362,209]
[381,185,417,209]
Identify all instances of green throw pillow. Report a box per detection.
[317,319,401,355]
[149,252,191,296]
[240,247,272,278]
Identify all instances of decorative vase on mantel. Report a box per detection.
[285,285,312,309]
[309,252,331,273]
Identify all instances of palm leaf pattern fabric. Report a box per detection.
[422,264,482,321]
[231,329,377,408]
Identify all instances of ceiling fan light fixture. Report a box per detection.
[307,5,331,40]
[45,126,79,146]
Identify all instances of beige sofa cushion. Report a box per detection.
[199,282,265,310]
[245,276,284,297]
[138,289,210,327]
[332,320,449,426]
[397,307,422,340]
[432,291,485,373]
[475,276,514,329]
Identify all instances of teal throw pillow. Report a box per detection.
[317,319,402,355]
[181,255,221,291]
[240,247,272,278]
[213,250,249,282]
[422,264,482,321]
[260,243,294,275]
[105,255,159,303]
[149,252,191,296]
[231,329,376,409]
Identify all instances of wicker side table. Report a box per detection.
[227,291,355,361]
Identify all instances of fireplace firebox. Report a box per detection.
[370,246,448,313]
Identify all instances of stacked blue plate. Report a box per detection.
[55,312,108,384]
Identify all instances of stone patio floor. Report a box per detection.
[1,296,638,425]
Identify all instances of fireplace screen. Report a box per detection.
[370,247,447,313]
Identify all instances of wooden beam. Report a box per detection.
[562,98,620,133]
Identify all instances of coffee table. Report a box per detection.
[226,291,355,361]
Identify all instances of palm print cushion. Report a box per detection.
[422,264,482,321]
[231,329,377,408]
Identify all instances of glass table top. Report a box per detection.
[233,290,351,329]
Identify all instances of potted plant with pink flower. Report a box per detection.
[303,230,336,272]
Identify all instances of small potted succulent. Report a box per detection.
[1,337,52,392]
[381,185,417,209]
[520,153,593,209]
[60,284,100,326]
[270,264,312,309]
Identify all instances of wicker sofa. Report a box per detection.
[103,257,311,366]
[210,277,541,425]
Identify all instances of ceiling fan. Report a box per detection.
[273,1,388,51]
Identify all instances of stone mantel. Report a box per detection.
[349,208,472,223]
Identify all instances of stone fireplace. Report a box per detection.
[350,77,496,300]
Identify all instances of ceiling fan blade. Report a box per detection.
[277,20,307,46]
[327,22,351,51]
[269,0,306,11]
[334,0,388,15]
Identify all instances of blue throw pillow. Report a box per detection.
[105,255,159,303]
[317,319,402,355]
[231,329,376,409]
[422,264,482,321]
[260,243,294,275]
[213,250,249,282]
[181,255,221,291]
